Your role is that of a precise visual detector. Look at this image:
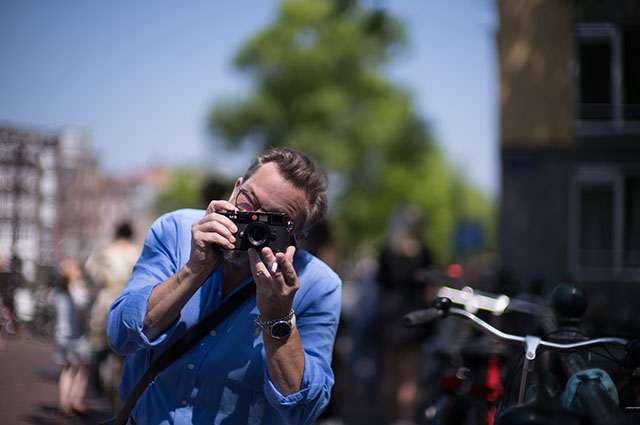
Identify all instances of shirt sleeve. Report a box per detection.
[262,259,342,425]
[107,211,192,355]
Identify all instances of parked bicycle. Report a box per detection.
[404,283,640,425]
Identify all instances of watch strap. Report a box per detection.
[254,309,295,328]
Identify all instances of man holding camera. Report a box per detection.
[107,148,342,425]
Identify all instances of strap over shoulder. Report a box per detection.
[108,280,256,425]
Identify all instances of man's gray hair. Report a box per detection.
[244,147,328,236]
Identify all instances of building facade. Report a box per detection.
[0,125,153,285]
[498,0,640,331]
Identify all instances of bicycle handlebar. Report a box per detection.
[449,306,628,350]
[404,297,629,351]
[406,296,640,424]
[404,297,632,409]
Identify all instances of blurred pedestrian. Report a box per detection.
[375,205,435,425]
[52,258,92,418]
[85,221,140,414]
[0,255,23,335]
[200,176,230,207]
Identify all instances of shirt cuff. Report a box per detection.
[121,284,180,348]
[262,352,311,406]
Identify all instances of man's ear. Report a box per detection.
[233,177,243,190]
[227,177,243,203]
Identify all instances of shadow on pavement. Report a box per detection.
[24,403,112,425]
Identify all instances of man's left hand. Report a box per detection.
[248,246,299,320]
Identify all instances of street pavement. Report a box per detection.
[0,331,385,425]
[0,333,112,425]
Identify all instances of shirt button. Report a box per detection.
[181,400,188,406]
[217,291,222,297]
[188,364,194,370]
[210,330,216,336]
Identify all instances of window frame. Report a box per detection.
[569,165,640,281]
[574,23,640,135]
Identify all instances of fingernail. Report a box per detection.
[270,261,279,274]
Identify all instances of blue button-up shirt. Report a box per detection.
[107,209,342,425]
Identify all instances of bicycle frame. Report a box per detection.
[442,306,628,405]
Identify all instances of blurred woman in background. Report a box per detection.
[51,258,91,418]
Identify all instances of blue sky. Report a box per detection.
[0,0,498,196]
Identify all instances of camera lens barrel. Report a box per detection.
[245,222,272,247]
[220,210,292,252]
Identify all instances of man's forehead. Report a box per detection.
[242,163,306,218]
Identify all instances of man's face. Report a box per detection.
[224,162,307,266]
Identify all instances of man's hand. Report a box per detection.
[249,245,304,395]
[144,200,239,339]
[248,245,299,320]
[187,200,238,274]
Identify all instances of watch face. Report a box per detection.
[270,320,292,339]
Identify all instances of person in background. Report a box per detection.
[52,258,92,418]
[200,176,231,208]
[85,221,141,414]
[0,253,14,337]
[107,147,342,425]
[375,204,435,425]
[0,255,23,335]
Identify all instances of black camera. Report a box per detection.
[220,210,295,252]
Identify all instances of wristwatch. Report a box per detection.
[254,309,296,339]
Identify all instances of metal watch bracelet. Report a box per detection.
[254,309,295,327]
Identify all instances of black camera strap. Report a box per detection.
[106,279,256,425]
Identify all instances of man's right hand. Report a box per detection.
[187,200,239,274]
[143,200,240,339]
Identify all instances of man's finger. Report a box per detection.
[206,200,237,215]
[276,251,297,286]
[285,245,296,262]
[248,248,269,279]
[195,218,237,240]
[261,247,279,275]
[247,248,260,273]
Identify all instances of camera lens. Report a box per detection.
[246,223,270,247]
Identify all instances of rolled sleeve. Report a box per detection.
[108,283,183,354]
[262,351,333,425]
[107,210,195,355]
[261,259,342,425]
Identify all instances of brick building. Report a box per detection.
[498,0,640,331]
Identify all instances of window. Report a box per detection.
[570,166,640,280]
[623,29,640,121]
[575,23,640,132]
[624,176,640,266]
[577,25,614,120]
[578,183,613,267]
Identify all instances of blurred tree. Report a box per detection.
[208,0,492,263]
[153,168,204,216]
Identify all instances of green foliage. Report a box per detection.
[208,0,494,263]
[153,168,205,216]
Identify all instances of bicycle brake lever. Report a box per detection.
[403,306,449,327]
